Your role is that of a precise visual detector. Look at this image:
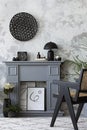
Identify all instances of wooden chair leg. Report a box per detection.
[65,89,78,130]
[76,103,84,123]
[50,93,63,127]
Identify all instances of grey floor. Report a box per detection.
[0,117,87,130]
[0,91,87,130]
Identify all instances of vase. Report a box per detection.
[3,98,11,117]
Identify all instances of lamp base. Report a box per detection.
[47,50,54,61]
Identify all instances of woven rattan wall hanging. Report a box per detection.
[9,12,38,41]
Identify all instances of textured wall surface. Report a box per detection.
[0,0,87,116]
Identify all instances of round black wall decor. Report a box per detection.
[9,12,38,41]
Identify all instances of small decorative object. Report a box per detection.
[44,41,58,61]
[12,57,19,61]
[58,57,61,61]
[17,52,27,61]
[9,12,38,41]
[37,52,41,59]
[27,87,45,110]
[55,56,61,61]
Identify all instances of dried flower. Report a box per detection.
[4,83,14,96]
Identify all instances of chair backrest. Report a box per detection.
[80,69,87,92]
[73,69,87,101]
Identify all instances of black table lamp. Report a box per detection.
[44,42,58,61]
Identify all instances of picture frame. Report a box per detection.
[17,52,27,61]
[27,87,45,110]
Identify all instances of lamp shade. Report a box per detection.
[44,42,58,50]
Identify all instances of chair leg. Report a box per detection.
[50,94,63,127]
[76,103,84,123]
[65,89,78,130]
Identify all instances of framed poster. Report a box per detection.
[27,87,45,110]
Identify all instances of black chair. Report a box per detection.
[50,69,87,130]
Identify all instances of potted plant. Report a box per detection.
[7,104,21,117]
[68,55,87,74]
[3,83,14,117]
[62,55,87,82]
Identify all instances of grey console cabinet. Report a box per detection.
[4,61,62,117]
